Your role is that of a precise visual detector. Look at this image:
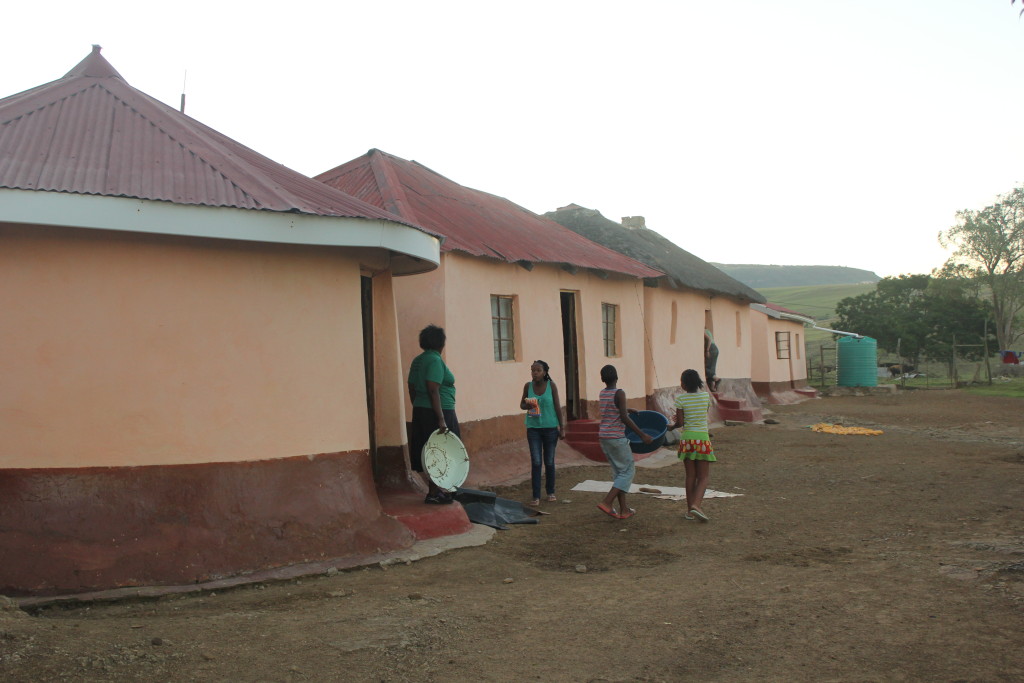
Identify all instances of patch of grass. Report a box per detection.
[758,283,877,322]
[963,378,1024,398]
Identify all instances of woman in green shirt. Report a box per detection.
[408,324,460,504]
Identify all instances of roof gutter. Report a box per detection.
[810,325,863,339]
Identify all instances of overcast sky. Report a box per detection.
[4,1,1023,278]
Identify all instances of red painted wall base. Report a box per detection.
[0,451,415,596]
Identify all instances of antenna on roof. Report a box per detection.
[179,69,187,114]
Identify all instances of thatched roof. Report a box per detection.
[545,205,766,303]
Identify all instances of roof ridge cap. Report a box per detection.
[0,81,96,126]
[367,149,418,223]
[64,45,124,80]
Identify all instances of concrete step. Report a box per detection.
[716,405,764,422]
[713,396,744,410]
[795,387,819,398]
[564,419,605,462]
[565,419,600,435]
[564,419,667,463]
[379,491,473,541]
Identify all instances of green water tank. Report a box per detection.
[836,336,877,387]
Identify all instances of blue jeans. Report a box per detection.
[526,427,559,499]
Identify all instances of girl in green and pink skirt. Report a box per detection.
[668,369,716,522]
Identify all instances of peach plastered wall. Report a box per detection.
[394,252,649,424]
[392,262,446,416]
[641,286,713,396]
[0,223,371,468]
[707,297,753,380]
[751,311,807,385]
[750,308,771,382]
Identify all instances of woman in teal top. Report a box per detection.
[408,324,459,505]
[519,360,564,506]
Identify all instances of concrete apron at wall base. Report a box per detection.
[16,525,495,610]
[0,451,417,597]
[752,380,820,405]
[818,384,898,397]
[463,437,597,489]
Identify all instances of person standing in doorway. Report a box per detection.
[408,324,460,505]
[668,368,716,521]
[596,364,652,520]
[520,360,565,507]
[704,328,721,392]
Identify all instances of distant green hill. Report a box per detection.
[713,264,880,288]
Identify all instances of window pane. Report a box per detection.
[775,332,790,359]
[491,295,516,361]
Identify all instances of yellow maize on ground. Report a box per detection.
[810,423,884,436]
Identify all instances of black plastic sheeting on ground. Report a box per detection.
[453,488,542,530]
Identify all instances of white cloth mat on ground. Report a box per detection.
[570,480,742,500]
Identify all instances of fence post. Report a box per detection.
[984,318,992,385]
[951,335,958,388]
[820,345,825,386]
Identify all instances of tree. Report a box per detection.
[938,186,1024,351]
[835,275,990,361]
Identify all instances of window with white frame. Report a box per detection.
[491,294,515,361]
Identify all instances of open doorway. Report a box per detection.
[360,276,378,477]
[560,291,582,420]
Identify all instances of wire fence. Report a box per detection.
[805,340,1024,389]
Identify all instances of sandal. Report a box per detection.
[597,503,618,518]
[546,494,557,502]
[528,499,540,507]
[690,508,710,522]
[617,507,637,519]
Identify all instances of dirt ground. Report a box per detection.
[2,390,1023,682]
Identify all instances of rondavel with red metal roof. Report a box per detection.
[0,46,461,598]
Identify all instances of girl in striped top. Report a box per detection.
[668,369,716,522]
[596,365,652,520]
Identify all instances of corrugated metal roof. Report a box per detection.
[316,149,663,279]
[0,46,433,232]
[760,302,814,319]
[545,205,767,303]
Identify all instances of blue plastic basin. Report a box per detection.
[624,410,668,453]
